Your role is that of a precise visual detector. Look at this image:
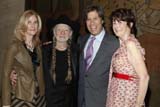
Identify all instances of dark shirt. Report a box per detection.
[24,44,40,81]
[55,49,68,86]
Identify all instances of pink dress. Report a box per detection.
[106,35,145,107]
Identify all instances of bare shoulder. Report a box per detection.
[125,40,137,50]
[125,39,143,59]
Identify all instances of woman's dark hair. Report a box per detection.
[110,8,137,35]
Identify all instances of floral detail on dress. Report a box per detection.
[106,35,145,107]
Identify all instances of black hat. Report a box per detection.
[53,15,74,30]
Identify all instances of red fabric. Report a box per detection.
[113,72,136,81]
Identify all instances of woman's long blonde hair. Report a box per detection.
[14,10,42,46]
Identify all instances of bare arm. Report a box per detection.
[126,41,149,107]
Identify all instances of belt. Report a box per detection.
[113,72,136,81]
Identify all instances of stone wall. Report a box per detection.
[0,0,24,105]
[89,0,160,35]
[138,33,160,107]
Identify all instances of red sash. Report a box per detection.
[113,72,136,81]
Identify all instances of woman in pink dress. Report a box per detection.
[106,8,149,107]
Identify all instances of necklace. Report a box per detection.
[25,43,34,52]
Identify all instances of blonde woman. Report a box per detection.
[2,10,46,107]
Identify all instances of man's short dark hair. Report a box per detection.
[84,4,105,22]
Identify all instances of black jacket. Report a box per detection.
[42,42,79,107]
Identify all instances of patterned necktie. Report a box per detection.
[85,37,96,71]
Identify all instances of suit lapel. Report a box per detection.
[80,35,90,61]
[82,35,90,53]
[15,44,33,72]
[87,33,109,73]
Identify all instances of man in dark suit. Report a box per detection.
[78,4,119,107]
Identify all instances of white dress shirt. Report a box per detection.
[84,28,105,66]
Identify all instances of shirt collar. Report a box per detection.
[90,28,105,42]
